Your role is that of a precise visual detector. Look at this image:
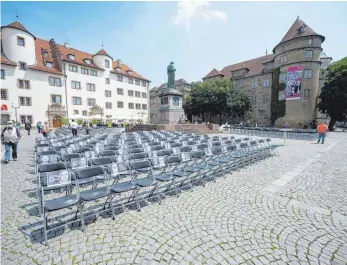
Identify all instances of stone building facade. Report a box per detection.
[149,79,191,124]
[203,17,332,127]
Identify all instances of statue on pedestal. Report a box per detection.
[167,61,176,90]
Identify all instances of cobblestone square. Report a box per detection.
[1,132,347,265]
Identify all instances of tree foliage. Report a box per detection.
[183,78,250,123]
[271,67,286,125]
[318,57,347,130]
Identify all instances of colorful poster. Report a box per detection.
[286,66,302,100]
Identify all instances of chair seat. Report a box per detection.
[195,164,214,170]
[208,161,225,166]
[135,178,158,187]
[80,187,110,201]
[136,168,151,173]
[155,173,175,182]
[111,182,136,193]
[217,158,234,163]
[45,195,79,212]
[185,167,201,172]
[172,170,190,177]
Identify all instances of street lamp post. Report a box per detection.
[11,103,20,123]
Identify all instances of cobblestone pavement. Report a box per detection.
[1,131,347,265]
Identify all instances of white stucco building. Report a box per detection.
[1,21,150,127]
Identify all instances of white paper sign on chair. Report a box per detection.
[46,170,69,188]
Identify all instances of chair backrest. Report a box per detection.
[166,154,182,165]
[38,153,59,164]
[156,149,172,157]
[84,150,96,159]
[76,147,91,153]
[39,162,66,173]
[191,150,205,159]
[243,137,249,141]
[131,160,152,170]
[99,150,117,157]
[181,146,192,153]
[180,152,192,162]
[170,142,181,148]
[60,153,80,162]
[90,157,113,166]
[109,162,131,175]
[104,146,118,151]
[76,166,104,179]
[129,144,142,149]
[211,146,222,155]
[234,139,241,143]
[36,144,50,152]
[70,157,88,169]
[129,153,147,160]
[240,142,248,148]
[151,145,164,151]
[249,140,257,146]
[223,144,236,152]
[128,148,143,154]
[223,140,232,145]
[212,141,221,146]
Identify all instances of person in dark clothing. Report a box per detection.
[25,122,31,135]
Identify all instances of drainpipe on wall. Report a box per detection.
[63,62,69,118]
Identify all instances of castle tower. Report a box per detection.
[93,48,113,71]
[273,17,325,127]
[1,21,36,66]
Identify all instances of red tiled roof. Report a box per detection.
[94,48,113,59]
[1,54,17,66]
[273,18,325,52]
[111,61,150,82]
[1,21,36,39]
[202,68,224,79]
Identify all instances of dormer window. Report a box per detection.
[84,59,91,64]
[116,67,121,72]
[298,25,306,33]
[45,61,53,68]
[41,49,48,57]
[68,54,75,60]
[127,70,132,75]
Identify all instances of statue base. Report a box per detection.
[157,90,185,124]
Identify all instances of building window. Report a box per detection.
[90,70,97,76]
[87,98,96,106]
[263,79,270,87]
[51,95,62,104]
[128,78,133,84]
[142,92,147,98]
[68,54,75,60]
[105,90,111,97]
[251,81,257,89]
[117,88,124,95]
[45,61,53,68]
[19,115,32,124]
[135,91,141,97]
[72,97,82,105]
[128,90,134,97]
[105,78,110,84]
[19,97,32,106]
[308,39,312,45]
[127,70,132,75]
[142,81,147,87]
[19,62,27,70]
[82,110,88,116]
[306,50,313,58]
[1,69,5,79]
[73,110,79,115]
[280,56,287,63]
[304,69,313,79]
[105,60,110,68]
[135,103,141,110]
[304,89,311,98]
[69,65,78,72]
[87,83,96,91]
[1,89,8,100]
[280,72,287,82]
[299,26,306,33]
[17,36,25,46]
[142,104,147,110]
[42,49,48,57]
[115,67,121,72]
[84,59,91,64]
[49,77,62,86]
[117,75,123,82]
[105,102,112,109]
[18,79,30,89]
[128,103,134,109]
[117,101,124,108]
[81,68,89,75]
[71,81,81,89]
[281,45,287,52]
[135,80,140,86]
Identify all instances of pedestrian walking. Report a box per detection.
[317,121,328,144]
[37,121,43,133]
[86,122,91,135]
[41,122,49,138]
[71,119,78,137]
[25,122,31,135]
[1,121,21,164]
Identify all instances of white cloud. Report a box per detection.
[172,1,227,30]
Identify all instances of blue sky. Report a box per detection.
[2,1,347,87]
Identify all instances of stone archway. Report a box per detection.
[53,116,62,128]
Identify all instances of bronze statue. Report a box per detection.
[167,61,176,90]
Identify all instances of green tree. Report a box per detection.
[271,67,286,125]
[226,89,251,121]
[318,57,347,131]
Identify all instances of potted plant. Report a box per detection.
[91,118,99,128]
[61,117,69,128]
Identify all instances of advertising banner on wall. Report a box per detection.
[286,66,302,100]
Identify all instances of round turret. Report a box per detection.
[1,21,36,65]
[92,48,113,70]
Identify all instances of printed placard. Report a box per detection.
[46,170,69,187]
[71,157,87,169]
[181,152,191,162]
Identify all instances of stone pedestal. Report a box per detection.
[157,90,185,124]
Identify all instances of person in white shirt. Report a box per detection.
[1,121,21,163]
[71,120,78,137]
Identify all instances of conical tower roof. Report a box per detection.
[94,48,113,59]
[273,17,324,52]
[1,21,36,39]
